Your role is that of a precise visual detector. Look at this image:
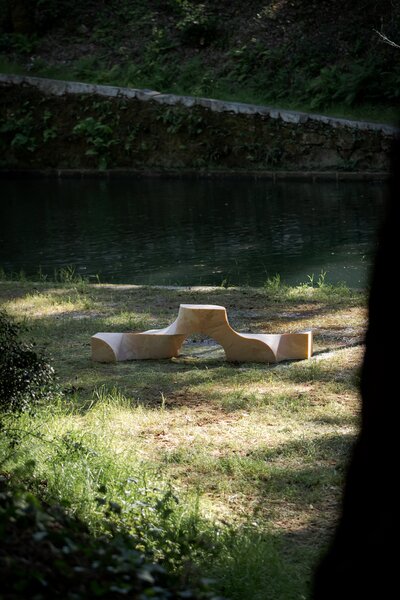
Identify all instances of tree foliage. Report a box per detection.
[0,310,55,414]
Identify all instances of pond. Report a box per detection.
[0,177,387,288]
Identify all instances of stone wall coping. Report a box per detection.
[1,73,399,136]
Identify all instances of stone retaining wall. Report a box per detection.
[1,74,398,173]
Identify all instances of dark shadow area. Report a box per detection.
[249,438,354,518]
[275,362,360,387]
[312,413,359,428]
[248,433,355,464]
[312,341,364,356]
[250,460,352,550]
[312,139,400,597]
[61,356,359,416]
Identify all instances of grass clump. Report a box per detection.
[264,271,355,305]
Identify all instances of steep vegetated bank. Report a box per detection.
[0,0,399,123]
[0,76,396,172]
[1,1,398,172]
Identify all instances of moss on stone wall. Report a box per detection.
[0,79,395,173]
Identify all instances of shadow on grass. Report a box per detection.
[0,472,319,600]
[0,283,366,599]
[209,523,317,600]
[156,432,355,599]
[20,314,361,415]
[0,282,364,415]
[0,280,364,321]
[248,432,355,464]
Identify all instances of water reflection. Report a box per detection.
[0,178,386,287]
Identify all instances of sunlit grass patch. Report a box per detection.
[4,286,97,318]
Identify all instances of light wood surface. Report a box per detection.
[92,303,312,363]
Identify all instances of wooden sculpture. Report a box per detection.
[92,304,312,364]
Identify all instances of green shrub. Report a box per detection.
[0,476,219,599]
[0,310,55,414]
[0,101,38,156]
[72,116,118,170]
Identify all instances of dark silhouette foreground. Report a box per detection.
[313,139,399,598]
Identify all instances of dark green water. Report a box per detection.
[0,178,387,288]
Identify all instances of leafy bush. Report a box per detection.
[0,476,219,599]
[0,101,38,155]
[73,117,117,170]
[0,310,55,414]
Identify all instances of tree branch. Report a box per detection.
[373,29,400,49]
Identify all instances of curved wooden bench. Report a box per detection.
[91,304,312,363]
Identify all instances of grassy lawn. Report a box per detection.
[0,279,367,599]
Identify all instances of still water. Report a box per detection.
[0,178,387,288]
